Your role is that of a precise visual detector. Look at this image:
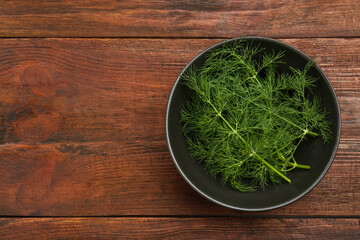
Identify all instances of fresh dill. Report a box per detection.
[180,40,332,192]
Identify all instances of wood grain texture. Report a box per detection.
[0,38,359,216]
[0,217,358,239]
[0,0,359,38]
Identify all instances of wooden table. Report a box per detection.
[0,1,359,239]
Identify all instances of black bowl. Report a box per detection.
[166,36,341,211]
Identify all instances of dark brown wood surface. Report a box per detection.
[0,0,359,38]
[0,0,359,238]
[0,38,359,217]
[0,217,358,239]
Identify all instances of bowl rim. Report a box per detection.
[165,36,341,211]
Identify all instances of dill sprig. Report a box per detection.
[180,40,332,192]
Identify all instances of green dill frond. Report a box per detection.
[180,40,332,192]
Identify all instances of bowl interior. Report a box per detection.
[166,37,341,211]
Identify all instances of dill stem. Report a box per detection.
[272,112,319,137]
[291,163,310,169]
[277,152,310,170]
[231,53,261,86]
[250,101,319,137]
[280,161,311,170]
[254,154,291,183]
[272,131,309,156]
[207,101,291,184]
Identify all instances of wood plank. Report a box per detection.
[0,0,359,38]
[0,38,359,216]
[0,139,358,216]
[0,217,358,239]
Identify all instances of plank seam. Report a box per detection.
[0,215,359,218]
[0,36,360,40]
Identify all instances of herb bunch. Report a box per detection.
[180,40,332,192]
